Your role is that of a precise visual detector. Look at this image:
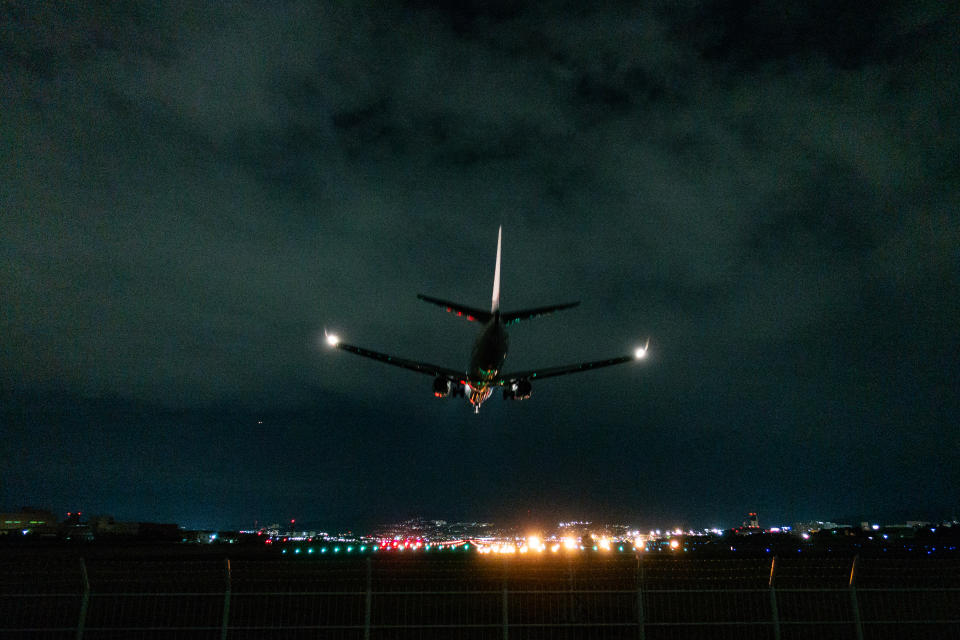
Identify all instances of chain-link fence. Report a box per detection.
[2,553,958,639]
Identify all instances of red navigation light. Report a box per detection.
[265,539,272,545]
[467,316,474,321]
[446,307,452,312]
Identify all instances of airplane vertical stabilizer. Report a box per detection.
[492,225,502,313]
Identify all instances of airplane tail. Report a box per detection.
[492,225,501,313]
[501,301,580,325]
[417,294,492,323]
[418,226,578,325]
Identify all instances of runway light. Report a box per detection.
[598,537,611,551]
[551,543,560,553]
[669,539,680,549]
[563,536,578,551]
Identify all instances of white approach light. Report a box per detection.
[635,338,650,360]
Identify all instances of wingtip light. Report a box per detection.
[634,338,650,360]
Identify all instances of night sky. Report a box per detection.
[2,2,958,531]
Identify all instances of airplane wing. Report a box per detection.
[496,354,634,385]
[331,341,467,383]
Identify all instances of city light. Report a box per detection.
[562,536,578,550]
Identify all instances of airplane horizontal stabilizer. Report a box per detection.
[417,294,493,323]
[501,301,580,325]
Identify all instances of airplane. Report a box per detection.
[324,226,649,413]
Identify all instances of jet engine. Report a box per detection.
[432,376,452,398]
[504,379,532,400]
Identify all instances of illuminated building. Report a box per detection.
[1,507,57,535]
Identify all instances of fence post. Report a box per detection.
[502,559,509,640]
[849,554,863,640]
[635,552,645,640]
[220,558,231,640]
[76,557,89,640]
[364,556,372,640]
[769,556,780,640]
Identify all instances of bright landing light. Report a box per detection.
[634,338,650,360]
[325,333,340,347]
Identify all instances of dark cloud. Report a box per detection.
[1,1,958,529]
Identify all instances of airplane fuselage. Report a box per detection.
[466,313,509,408]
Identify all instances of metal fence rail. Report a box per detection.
[2,554,958,639]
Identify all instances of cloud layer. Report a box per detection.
[2,1,958,527]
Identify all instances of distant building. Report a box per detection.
[743,513,759,529]
[89,516,141,537]
[1,507,58,535]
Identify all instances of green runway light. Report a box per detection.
[321,547,327,553]
[282,549,287,554]
[360,545,366,551]
[294,548,301,554]
[334,546,340,553]
[347,546,353,552]
[308,548,314,554]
